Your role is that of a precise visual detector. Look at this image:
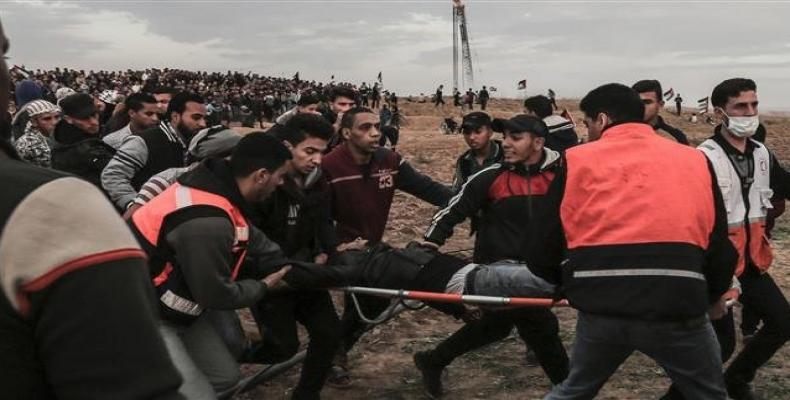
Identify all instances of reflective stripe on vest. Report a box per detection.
[131,182,250,286]
[698,138,772,275]
[573,268,705,281]
[562,123,715,250]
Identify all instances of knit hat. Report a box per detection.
[23,99,60,117]
[188,125,242,160]
[59,93,98,119]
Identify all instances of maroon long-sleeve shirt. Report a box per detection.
[322,144,452,243]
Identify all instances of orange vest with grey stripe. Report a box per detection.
[131,182,249,322]
[560,123,717,320]
[698,138,773,276]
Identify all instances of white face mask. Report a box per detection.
[722,111,759,138]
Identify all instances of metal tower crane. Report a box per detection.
[452,0,474,90]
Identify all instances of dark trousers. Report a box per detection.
[425,307,569,384]
[252,291,341,399]
[725,269,790,385]
[550,312,726,400]
[664,269,790,399]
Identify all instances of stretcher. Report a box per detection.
[228,287,571,397]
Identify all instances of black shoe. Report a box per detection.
[726,381,762,400]
[414,351,444,398]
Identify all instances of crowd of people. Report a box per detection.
[1,16,789,400]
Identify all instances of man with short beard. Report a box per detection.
[14,99,60,167]
[103,92,160,149]
[128,132,293,397]
[102,92,206,211]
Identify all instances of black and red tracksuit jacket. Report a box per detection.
[424,148,563,264]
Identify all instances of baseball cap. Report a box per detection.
[59,93,98,120]
[461,112,492,132]
[492,114,549,138]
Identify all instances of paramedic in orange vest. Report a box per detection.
[130,132,293,398]
[695,78,790,400]
[525,83,738,400]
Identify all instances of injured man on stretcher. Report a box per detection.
[251,240,559,318]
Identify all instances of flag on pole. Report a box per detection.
[663,88,675,102]
[560,108,576,128]
[697,97,709,114]
[517,79,527,90]
[377,71,383,83]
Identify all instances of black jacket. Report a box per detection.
[655,116,689,145]
[51,120,115,187]
[524,124,737,321]
[425,148,563,263]
[255,168,338,260]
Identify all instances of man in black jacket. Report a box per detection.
[633,79,690,145]
[416,115,569,397]
[102,92,207,211]
[252,114,341,400]
[50,92,116,187]
[0,22,183,399]
[129,132,293,397]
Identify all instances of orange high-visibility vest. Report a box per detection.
[131,183,249,318]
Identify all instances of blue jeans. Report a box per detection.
[468,260,557,298]
[546,312,726,400]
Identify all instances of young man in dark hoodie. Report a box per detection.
[0,22,184,399]
[50,92,116,187]
[128,132,293,397]
[417,115,569,398]
[451,112,502,193]
[251,114,341,400]
[632,79,690,145]
[322,107,453,385]
[102,92,207,211]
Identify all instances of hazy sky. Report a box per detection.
[5,0,790,108]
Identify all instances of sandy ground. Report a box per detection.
[240,99,789,399]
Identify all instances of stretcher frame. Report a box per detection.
[228,286,570,397]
